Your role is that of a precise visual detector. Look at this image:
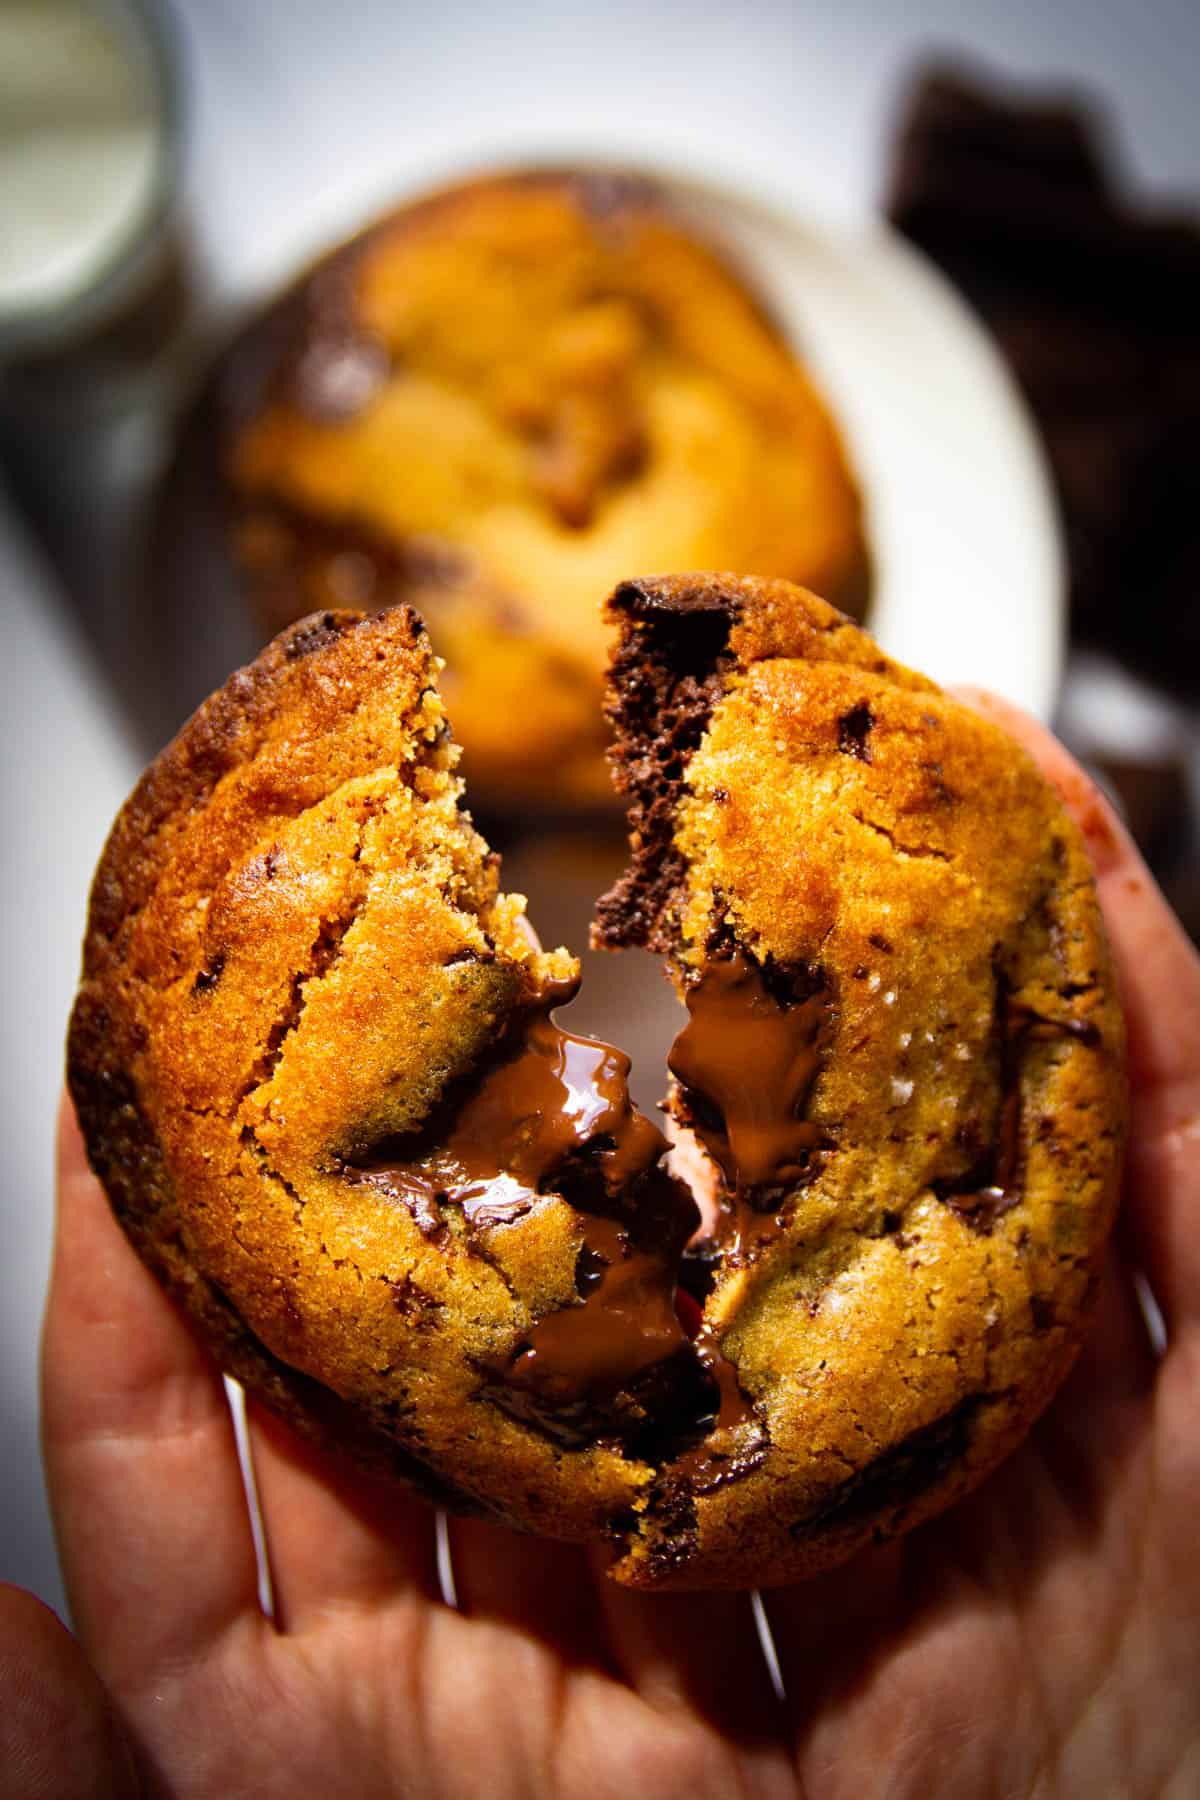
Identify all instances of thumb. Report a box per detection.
[0,1583,141,1799]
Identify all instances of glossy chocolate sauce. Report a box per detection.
[610,943,836,1481]
[357,979,666,1225]
[352,979,697,1410]
[665,1314,767,1492]
[349,962,816,1475]
[668,950,829,1258]
[508,1212,687,1396]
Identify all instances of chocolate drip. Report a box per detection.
[668,950,830,1259]
[356,979,668,1228]
[350,971,780,1476]
[350,981,705,1424]
[664,1317,768,1494]
[510,1214,687,1394]
[669,951,827,1187]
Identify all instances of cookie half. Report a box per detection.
[67,607,708,1542]
[597,573,1126,1586]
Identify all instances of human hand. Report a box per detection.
[7,700,1199,1798]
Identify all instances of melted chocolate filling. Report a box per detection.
[336,928,1095,1510]
[334,915,836,1488]
[344,942,830,1480]
[345,980,747,1459]
[669,949,831,1261]
[333,569,1105,1507]
[349,978,670,1234]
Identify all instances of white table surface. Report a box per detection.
[3,0,1197,1614]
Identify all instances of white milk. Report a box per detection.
[0,0,160,317]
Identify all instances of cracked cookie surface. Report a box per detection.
[68,583,1126,1590]
[598,574,1126,1587]
[67,607,703,1541]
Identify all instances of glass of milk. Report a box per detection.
[0,0,184,391]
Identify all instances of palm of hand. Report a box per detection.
[16,703,1200,1800]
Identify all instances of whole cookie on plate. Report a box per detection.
[596,573,1126,1586]
[67,582,1125,1589]
[162,168,868,811]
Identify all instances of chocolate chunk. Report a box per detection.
[837,702,874,762]
[933,977,1103,1233]
[389,1275,444,1325]
[800,1397,982,1532]
[506,1212,690,1398]
[191,951,225,995]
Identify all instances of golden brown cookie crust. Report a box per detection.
[203,170,868,809]
[68,582,1125,1591]
[597,575,1126,1586]
[67,606,683,1539]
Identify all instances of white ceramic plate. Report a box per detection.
[653,167,1065,719]
[230,156,1065,720]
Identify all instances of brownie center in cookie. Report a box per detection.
[594,581,737,953]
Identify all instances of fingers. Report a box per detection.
[42,1101,261,1684]
[955,690,1200,1339]
[245,1402,440,1633]
[0,1584,141,1800]
[760,1537,906,1734]
[1066,1240,1161,1412]
[446,1516,613,1668]
[590,1559,786,1742]
[449,1517,785,1745]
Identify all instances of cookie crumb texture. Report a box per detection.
[214,171,867,810]
[68,607,681,1539]
[598,575,1125,1587]
[69,585,1125,1590]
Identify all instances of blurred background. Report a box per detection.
[2,0,1197,1616]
